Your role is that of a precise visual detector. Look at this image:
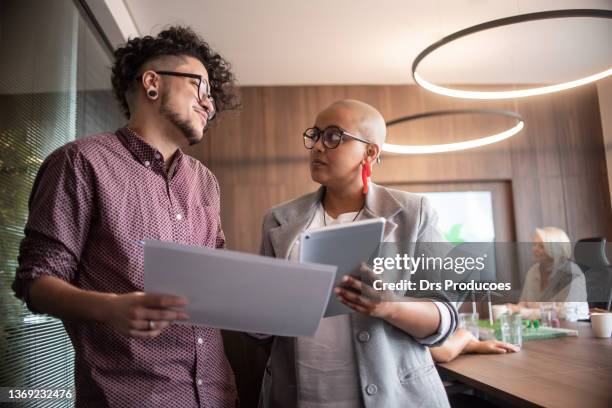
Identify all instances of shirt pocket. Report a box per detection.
[399,362,436,384]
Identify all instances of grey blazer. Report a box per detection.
[257,183,457,408]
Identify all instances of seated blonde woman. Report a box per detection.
[507,227,589,321]
[254,100,457,408]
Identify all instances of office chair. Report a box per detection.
[573,237,612,311]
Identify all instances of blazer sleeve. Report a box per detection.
[412,195,458,346]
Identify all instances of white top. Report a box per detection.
[292,204,363,408]
[518,261,589,321]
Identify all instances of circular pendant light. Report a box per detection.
[412,9,612,100]
[383,109,524,154]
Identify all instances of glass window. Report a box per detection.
[0,0,124,402]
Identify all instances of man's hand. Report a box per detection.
[106,292,189,339]
[27,277,190,339]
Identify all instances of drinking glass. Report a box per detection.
[459,312,479,339]
[500,313,523,347]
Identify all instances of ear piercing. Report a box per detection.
[147,89,158,99]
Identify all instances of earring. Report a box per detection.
[361,161,372,195]
[147,89,158,99]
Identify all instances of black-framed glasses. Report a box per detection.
[303,125,370,150]
[135,70,216,120]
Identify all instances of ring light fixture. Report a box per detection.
[383,109,525,154]
[412,9,612,100]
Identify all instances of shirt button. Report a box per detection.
[144,160,150,167]
[357,331,370,343]
[196,378,203,386]
[197,337,203,345]
[154,152,161,160]
[365,384,378,395]
[175,213,182,220]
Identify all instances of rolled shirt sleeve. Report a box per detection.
[12,145,93,311]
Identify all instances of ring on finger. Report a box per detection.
[148,320,155,330]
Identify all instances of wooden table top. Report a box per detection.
[437,322,612,408]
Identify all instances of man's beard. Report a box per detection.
[159,92,205,146]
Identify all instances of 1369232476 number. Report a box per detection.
[2,388,74,401]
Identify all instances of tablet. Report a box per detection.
[299,217,386,317]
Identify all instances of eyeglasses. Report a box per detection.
[303,126,370,150]
[135,70,216,120]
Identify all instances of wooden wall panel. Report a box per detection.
[596,77,612,212]
[188,83,611,253]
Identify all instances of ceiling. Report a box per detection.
[119,0,612,86]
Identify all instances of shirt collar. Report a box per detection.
[116,127,184,175]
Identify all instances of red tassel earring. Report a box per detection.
[362,161,372,194]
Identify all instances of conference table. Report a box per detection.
[436,322,612,407]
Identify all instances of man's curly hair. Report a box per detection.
[111,26,239,119]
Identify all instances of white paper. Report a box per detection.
[143,240,337,337]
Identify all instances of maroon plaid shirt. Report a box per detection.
[13,128,237,407]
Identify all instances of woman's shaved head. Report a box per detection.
[317,99,386,148]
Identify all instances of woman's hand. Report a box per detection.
[466,338,520,354]
[334,263,397,319]
[335,263,444,339]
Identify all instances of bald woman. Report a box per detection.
[256,100,457,408]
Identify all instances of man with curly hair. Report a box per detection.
[13,26,240,407]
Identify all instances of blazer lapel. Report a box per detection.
[364,183,402,241]
[269,222,309,259]
[268,187,324,259]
